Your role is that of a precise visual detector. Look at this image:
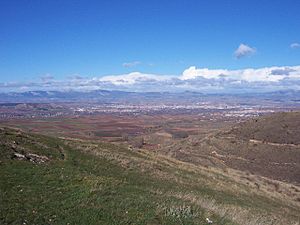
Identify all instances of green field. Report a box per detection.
[1,127,299,225]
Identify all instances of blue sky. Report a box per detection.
[0,0,300,92]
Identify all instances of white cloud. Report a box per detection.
[181,66,300,83]
[181,66,229,80]
[234,43,256,59]
[98,72,172,85]
[290,43,300,49]
[122,61,141,68]
[1,66,300,93]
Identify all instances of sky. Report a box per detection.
[0,0,300,92]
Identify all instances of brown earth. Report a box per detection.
[158,112,300,185]
[230,111,300,144]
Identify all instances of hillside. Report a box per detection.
[230,111,300,144]
[159,111,300,185]
[1,127,300,224]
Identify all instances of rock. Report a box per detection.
[13,153,26,160]
[13,152,49,163]
[206,218,213,224]
[26,153,49,163]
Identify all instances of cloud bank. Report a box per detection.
[1,65,300,93]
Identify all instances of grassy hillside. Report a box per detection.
[1,127,300,225]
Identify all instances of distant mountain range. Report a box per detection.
[1,89,300,104]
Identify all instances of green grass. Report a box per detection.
[0,127,299,225]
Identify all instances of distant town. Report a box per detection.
[0,101,296,121]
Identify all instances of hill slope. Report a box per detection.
[159,112,300,185]
[230,111,300,144]
[1,127,300,224]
